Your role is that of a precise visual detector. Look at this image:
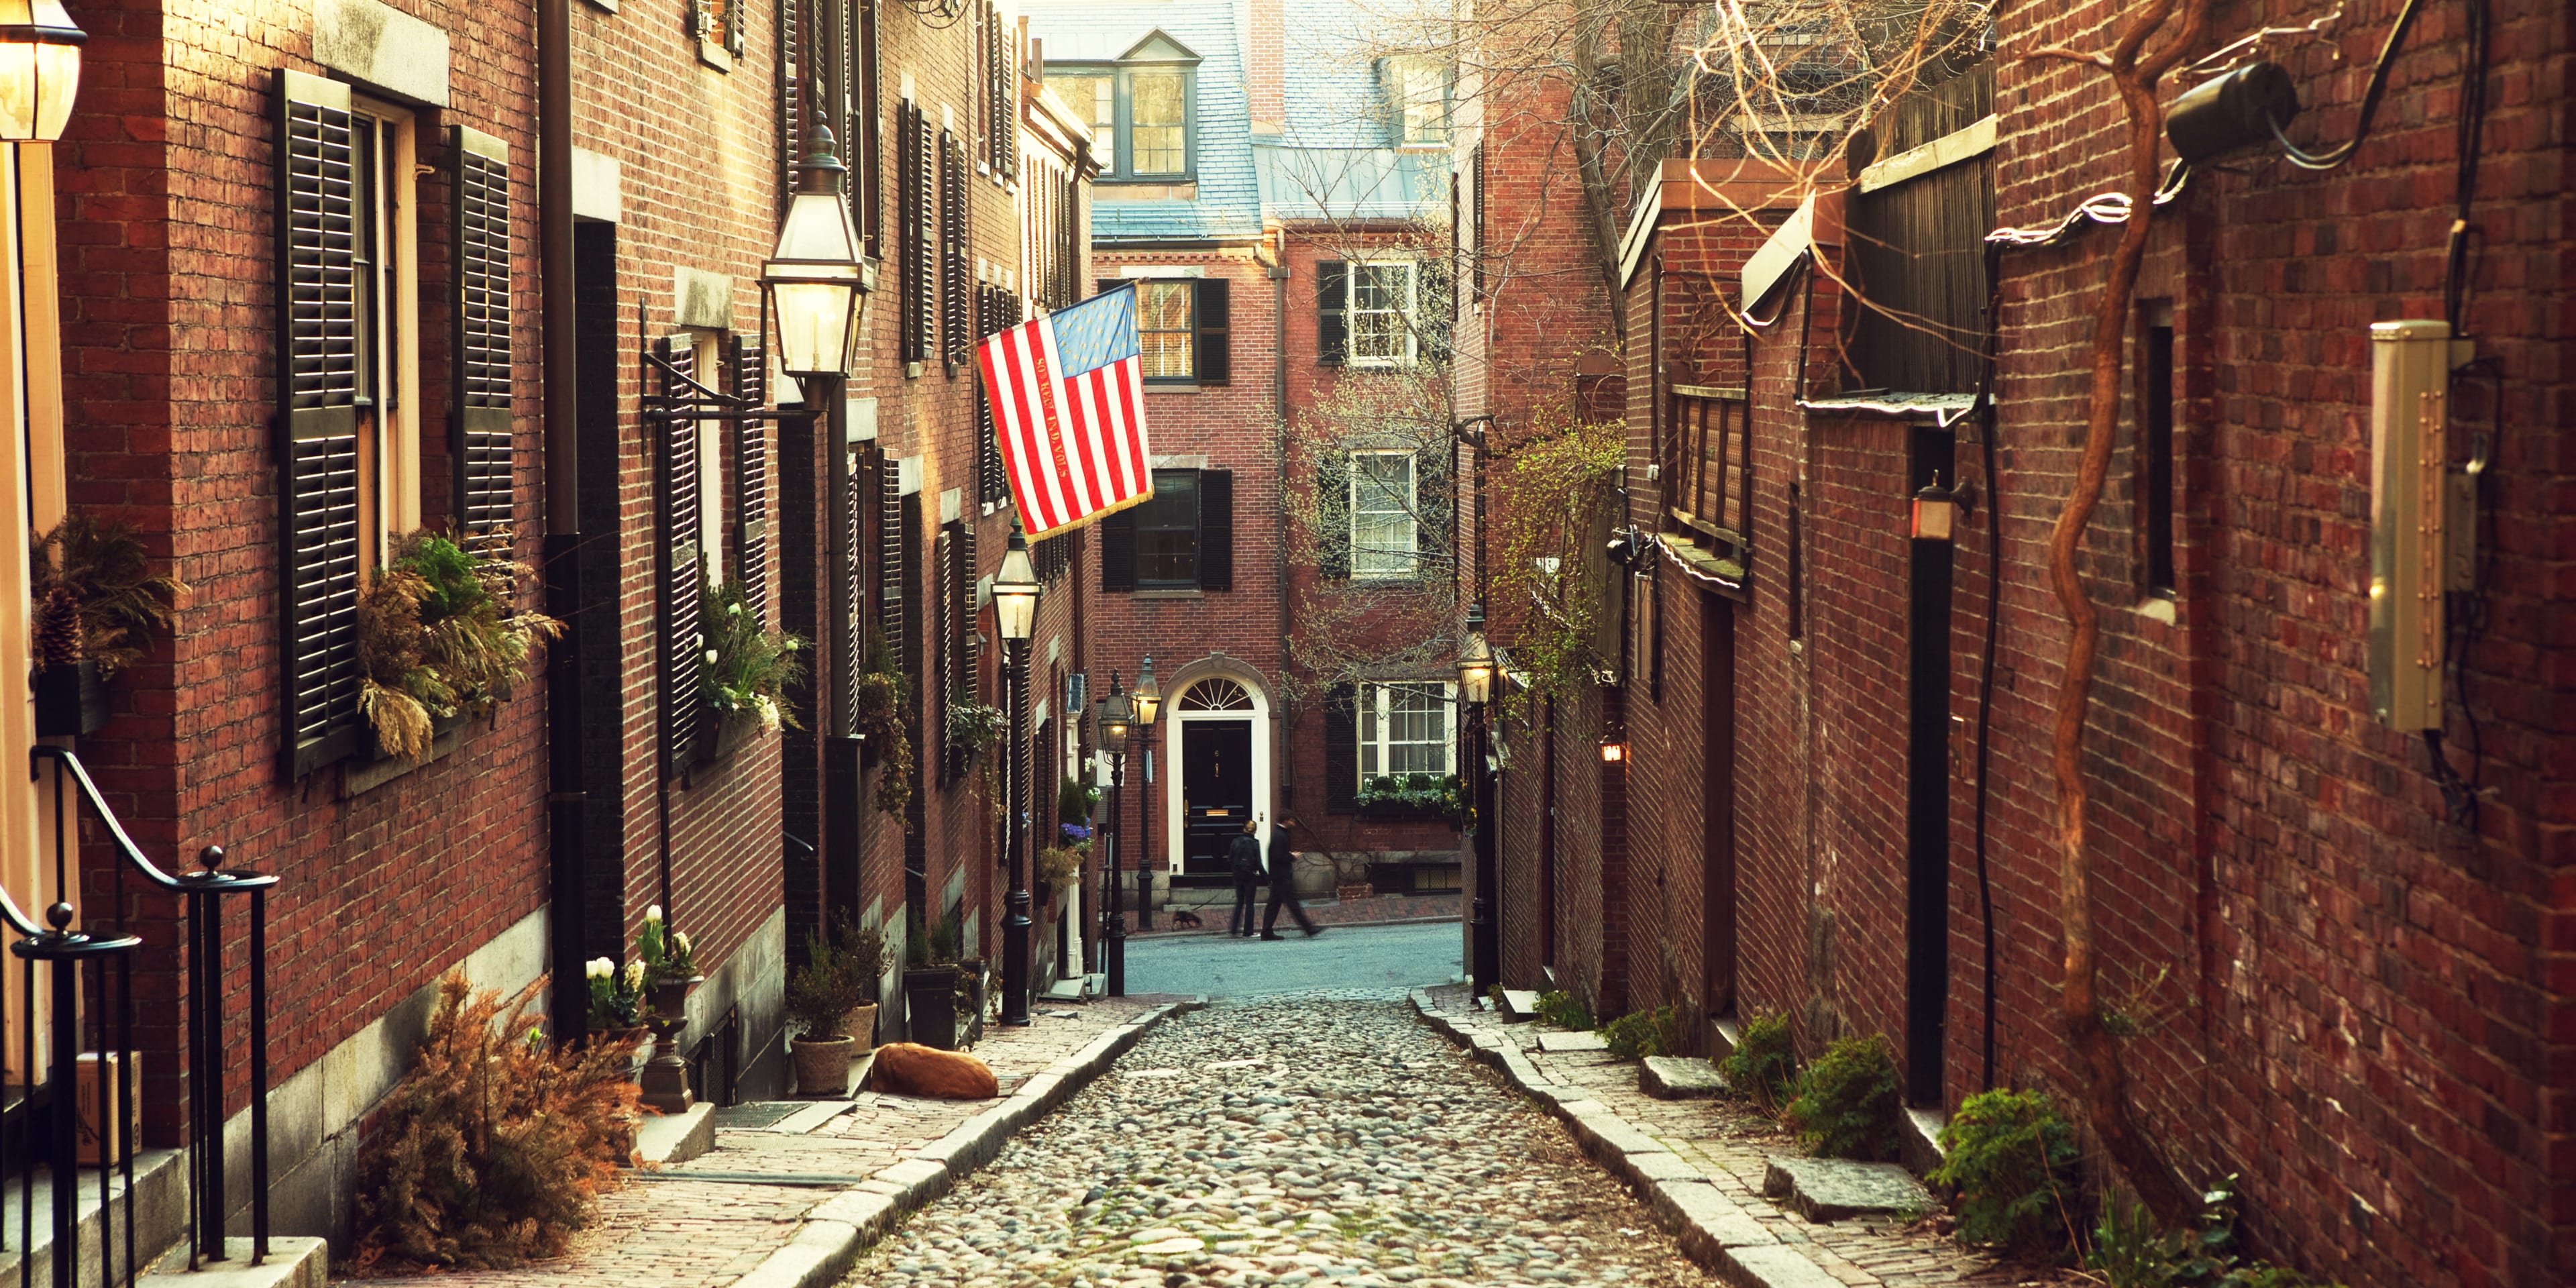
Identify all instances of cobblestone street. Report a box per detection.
[845,993,1713,1288]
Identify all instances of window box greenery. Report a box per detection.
[29,516,187,737]
[696,578,804,765]
[1354,772,1463,820]
[356,532,563,763]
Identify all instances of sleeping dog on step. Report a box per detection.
[1168,908,1206,929]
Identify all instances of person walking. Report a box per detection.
[1226,818,1264,937]
[1261,812,1321,938]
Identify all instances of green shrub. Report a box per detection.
[1931,1089,2080,1252]
[1599,1006,1678,1060]
[1784,1034,1902,1159]
[1533,989,1594,1030]
[2086,1177,2347,1288]
[1717,1012,1797,1108]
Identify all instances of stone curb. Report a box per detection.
[729,997,1207,1288]
[1407,988,1827,1288]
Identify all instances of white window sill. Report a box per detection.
[1144,382,1204,394]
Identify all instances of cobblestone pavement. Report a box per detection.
[339,997,1163,1286]
[1418,987,2077,1288]
[845,990,1717,1288]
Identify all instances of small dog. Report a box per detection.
[1168,908,1205,929]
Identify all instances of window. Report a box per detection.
[1137,280,1194,380]
[1385,57,1450,146]
[1134,470,1199,587]
[1316,260,1423,368]
[2141,303,2176,596]
[1099,468,1232,592]
[1350,450,1418,579]
[1046,38,1198,182]
[1045,74,1115,172]
[1128,68,1187,174]
[898,98,932,371]
[275,71,428,775]
[1359,683,1454,784]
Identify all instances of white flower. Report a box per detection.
[646,905,663,923]
[586,957,612,980]
[672,930,691,955]
[621,961,646,991]
[757,696,783,733]
[705,649,719,665]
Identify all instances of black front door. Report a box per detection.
[1180,719,1254,877]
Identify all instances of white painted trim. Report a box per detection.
[1741,193,1815,309]
[1118,265,1207,278]
[1162,669,1275,875]
[1616,176,1663,290]
[1856,114,1997,195]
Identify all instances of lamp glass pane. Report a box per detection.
[775,189,861,263]
[996,591,1036,639]
[770,279,857,376]
[0,42,36,140]
[31,40,72,142]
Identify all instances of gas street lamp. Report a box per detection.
[1458,614,1499,991]
[1096,680,1132,997]
[994,523,1042,1026]
[1130,657,1160,930]
[759,121,873,383]
[0,1,84,144]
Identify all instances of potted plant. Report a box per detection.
[356,531,564,762]
[954,956,989,1046]
[586,956,651,1079]
[901,910,963,1051]
[1355,772,1464,820]
[637,904,703,1015]
[1035,839,1087,904]
[697,578,806,764]
[30,516,188,737]
[785,928,865,1095]
[830,915,886,1054]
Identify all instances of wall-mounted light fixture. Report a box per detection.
[1598,737,1625,763]
[0,0,82,143]
[1911,475,1958,543]
[761,123,874,380]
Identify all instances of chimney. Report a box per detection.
[1245,0,1285,136]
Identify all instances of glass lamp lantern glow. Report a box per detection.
[994,523,1042,641]
[759,123,873,380]
[1131,657,1160,729]
[1456,632,1494,706]
[0,0,84,143]
[1099,689,1133,757]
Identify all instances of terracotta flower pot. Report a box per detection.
[843,1002,880,1055]
[792,1035,855,1096]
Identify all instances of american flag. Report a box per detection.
[979,282,1154,538]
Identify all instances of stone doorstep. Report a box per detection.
[722,998,1205,1288]
[140,1237,327,1288]
[1760,1156,1935,1223]
[1641,1055,1727,1100]
[1498,989,1542,1022]
[1537,1028,1610,1053]
[0,1147,186,1288]
[636,1102,717,1165]
[1900,1106,1947,1177]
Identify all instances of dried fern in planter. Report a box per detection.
[350,973,643,1272]
[31,515,187,676]
[358,531,564,761]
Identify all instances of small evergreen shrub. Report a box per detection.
[1533,989,1594,1030]
[1784,1034,1902,1159]
[1717,1012,1798,1108]
[1931,1088,2080,1252]
[352,973,643,1271]
[1599,1006,1678,1060]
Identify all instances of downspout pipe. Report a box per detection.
[539,0,586,1036]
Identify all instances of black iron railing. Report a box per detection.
[24,747,275,1280]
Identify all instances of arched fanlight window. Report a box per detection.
[1177,679,1252,712]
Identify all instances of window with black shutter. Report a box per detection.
[1470,144,1486,302]
[940,129,970,373]
[1134,470,1197,588]
[854,0,882,259]
[732,333,770,621]
[276,69,366,775]
[1316,260,1347,366]
[1193,278,1230,384]
[1323,684,1359,814]
[1099,506,1136,592]
[1197,470,1232,590]
[899,99,932,372]
[451,125,514,539]
[975,283,1020,508]
[657,337,706,775]
[777,0,802,207]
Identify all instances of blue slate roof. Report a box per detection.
[1025,0,1265,243]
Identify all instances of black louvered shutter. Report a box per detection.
[1316,261,1347,366]
[1324,684,1359,814]
[1195,278,1230,384]
[1470,144,1487,301]
[1316,450,1350,578]
[934,523,960,781]
[940,129,968,372]
[276,69,364,777]
[1198,470,1232,591]
[899,101,930,370]
[855,0,881,258]
[658,338,704,775]
[451,126,515,539]
[1100,507,1136,592]
[733,332,770,621]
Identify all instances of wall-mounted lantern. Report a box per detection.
[0,0,85,143]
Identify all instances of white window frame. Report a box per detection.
[1342,260,1418,369]
[352,97,423,572]
[692,331,725,580]
[1358,681,1455,786]
[1348,448,1417,580]
[1386,56,1450,148]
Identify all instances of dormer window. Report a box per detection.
[1384,56,1450,147]
[1043,32,1200,182]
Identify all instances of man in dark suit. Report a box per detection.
[1261,812,1322,938]
[1226,818,1264,936]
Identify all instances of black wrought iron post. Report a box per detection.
[1468,698,1499,991]
[1104,749,1127,997]
[1134,717,1155,930]
[1000,633,1033,1026]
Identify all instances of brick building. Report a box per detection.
[1476,2,2570,1284]
[1027,0,1462,924]
[0,0,1091,1261]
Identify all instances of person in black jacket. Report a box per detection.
[1225,819,1263,937]
[1261,812,1321,938]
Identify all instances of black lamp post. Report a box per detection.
[1097,678,1132,997]
[993,522,1042,1026]
[1131,657,1160,930]
[1458,610,1498,991]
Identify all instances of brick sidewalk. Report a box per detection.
[1125,890,1460,936]
[337,997,1170,1286]
[1417,985,2077,1288]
